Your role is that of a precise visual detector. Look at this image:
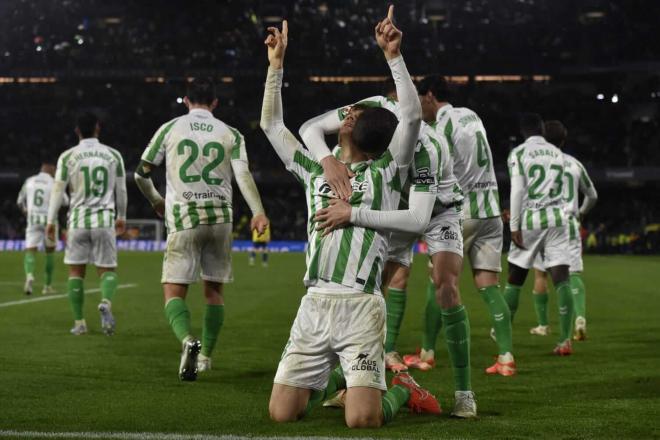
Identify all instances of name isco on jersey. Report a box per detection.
[182,190,225,201]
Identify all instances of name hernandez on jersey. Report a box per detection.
[142,109,246,233]
[55,138,125,229]
[436,104,500,219]
[508,136,567,230]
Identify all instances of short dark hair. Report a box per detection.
[417,75,451,101]
[351,107,398,158]
[187,77,216,106]
[76,112,99,138]
[519,113,544,138]
[543,120,567,147]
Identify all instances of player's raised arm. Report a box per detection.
[259,20,303,168]
[377,5,421,168]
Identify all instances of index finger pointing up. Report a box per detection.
[387,4,394,20]
[282,20,288,39]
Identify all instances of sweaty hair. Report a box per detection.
[417,75,451,101]
[76,112,99,138]
[519,112,544,138]
[187,77,216,106]
[543,120,568,147]
[351,107,398,158]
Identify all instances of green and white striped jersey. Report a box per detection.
[562,153,596,218]
[290,148,407,294]
[338,97,463,212]
[508,136,566,230]
[141,109,247,233]
[55,138,126,229]
[17,172,68,227]
[436,104,500,219]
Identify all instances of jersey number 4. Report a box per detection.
[177,139,224,185]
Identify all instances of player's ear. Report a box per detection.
[183,96,192,109]
[74,126,81,138]
[210,98,218,111]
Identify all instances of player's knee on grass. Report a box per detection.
[548,265,569,286]
[344,387,383,428]
[269,384,310,423]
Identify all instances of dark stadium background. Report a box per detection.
[1,0,658,252]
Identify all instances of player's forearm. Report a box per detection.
[115,175,128,221]
[351,191,434,234]
[579,193,597,217]
[299,110,341,162]
[509,175,525,232]
[46,180,66,224]
[388,55,422,167]
[133,171,164,208]
[232,160,265,216]
[260,66,299,167]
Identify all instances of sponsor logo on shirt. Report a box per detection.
[351,352,380,373]
[439,226,459,241]
[414,167,435,185]
[182,191,225,201]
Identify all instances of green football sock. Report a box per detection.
[44,253,55,286]
[384,288,407,353]
[503,283,522,322]
[443,305,471,391]
[533,291,549,326]
[479,285,512,355]
[67,277,84,320]
[570,273,586,319]
[164,298,192,343]
[24,253,35,277]
[305,366,346,414]
[422,279,443,351]
[381,385,411,424]
[201,304,224,357]
[100,271,118,302]
[555,281,574,342]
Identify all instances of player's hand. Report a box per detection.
[320,156,355,201]
[501,208,510,224]
[153,199,165,218]
[45,223,56,242]
[115,219,126,237]
[251,213,270,235]
[375,5,402,60]
[511,230,526,249]
[265,20,288,69]
[315,199,352,236]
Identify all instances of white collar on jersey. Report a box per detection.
[189,108,213,118]
[526,135,545,143]
[435,103,453,122]
[79,137,99,146]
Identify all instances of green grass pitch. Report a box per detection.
[0,252,658,439]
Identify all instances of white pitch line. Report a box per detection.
[0,432,377,440]
[0,284,137,308]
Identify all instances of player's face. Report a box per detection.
[339,106,364,136]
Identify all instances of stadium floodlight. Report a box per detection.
[176,97,183,104]
[597,93,604,100]
[611,94,619,103]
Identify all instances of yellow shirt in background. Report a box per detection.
[253,224,271,243]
